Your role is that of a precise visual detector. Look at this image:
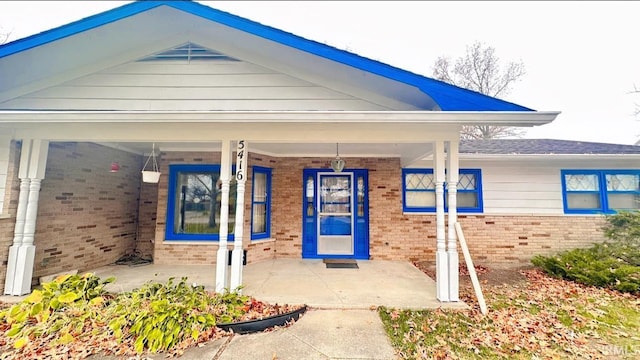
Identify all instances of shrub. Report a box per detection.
[0,273,114,349]
[603,211,640,266]
[532,211,640,294]
[108,277,250,353]
[1,274,252,355]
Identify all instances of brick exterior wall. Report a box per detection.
[146,152,610,267]
[0,145,614,294]
[267,156,608,266]
[32,142,142,282]
[455,215,607,266]
[270,157,409,258]
[136,170,158,260]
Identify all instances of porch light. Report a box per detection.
[330,143,345,172]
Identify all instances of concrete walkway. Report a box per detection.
[88,309,395,360]
[4,259,467,359]
[220,309,397,360]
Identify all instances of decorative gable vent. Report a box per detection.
[137,42,239,62]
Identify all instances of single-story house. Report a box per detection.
[1,1,634,302]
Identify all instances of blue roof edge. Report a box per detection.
[0,1,166,58]
[0,0,534,112]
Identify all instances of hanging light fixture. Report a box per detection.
[330,143,345,172]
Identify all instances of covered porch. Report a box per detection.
[0,112,554,302]
[88,258,468,310]
[0,111,555,301]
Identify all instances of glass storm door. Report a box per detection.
[302,169,368,259]
[317,173,354,255]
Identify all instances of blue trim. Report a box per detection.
[354,169,370,259]
[561,169,640,214]
[402,168,484,213]
[0,1,533,112]
[302,169,319,258]
[166,163,234,241]
[251,166,271,240]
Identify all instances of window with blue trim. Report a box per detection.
[166,164,236,241]
[561,170,640,213]
[251,167,272,240]
[402,169,483,213]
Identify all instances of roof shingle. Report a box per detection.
[460,139,640,155]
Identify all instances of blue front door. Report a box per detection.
[302,169,369,259]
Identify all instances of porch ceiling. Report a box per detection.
[104,141,434,167]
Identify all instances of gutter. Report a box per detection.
[0,110,560,126]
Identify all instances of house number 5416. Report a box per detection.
[236,140,246,181]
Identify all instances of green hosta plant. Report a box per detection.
[1,274,256,356]
[108,277,250,354]
[0,273,114,349]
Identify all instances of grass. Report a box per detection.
[379,269,640,359]
[577,297,640,351]
[379,308,499,359]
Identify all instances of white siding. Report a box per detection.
[459,158,640,215]
[0,60,390,111]
[479,164,563,214]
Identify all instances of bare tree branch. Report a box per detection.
[632,84,640,117]
[432,41,527,139]
[0,27,11,45]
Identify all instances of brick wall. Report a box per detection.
[270,157,411,258]
[136,166,158,259]
[32,142,142,281]
[0,144,613,294]
[0,141,20,293]
[268,156,434,261]
[370,212,607,266]
[269,156,608,266]
[455,215,607,266]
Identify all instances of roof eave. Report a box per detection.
[0,110,560,126]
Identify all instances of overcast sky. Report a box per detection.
[1,1,639,145]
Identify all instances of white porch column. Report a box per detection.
[447,140,460,301]
[434,140,449,301]
[215,140,232,292]
[4,140,48,295]
[4,139,32,295]
[230,140,247,291]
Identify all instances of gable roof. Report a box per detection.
[460,139,640,155]
[0,0,534,112]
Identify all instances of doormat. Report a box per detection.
[323,259,359,269]
[115,254,153,267]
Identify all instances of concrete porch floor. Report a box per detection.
[87,258,467,310]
